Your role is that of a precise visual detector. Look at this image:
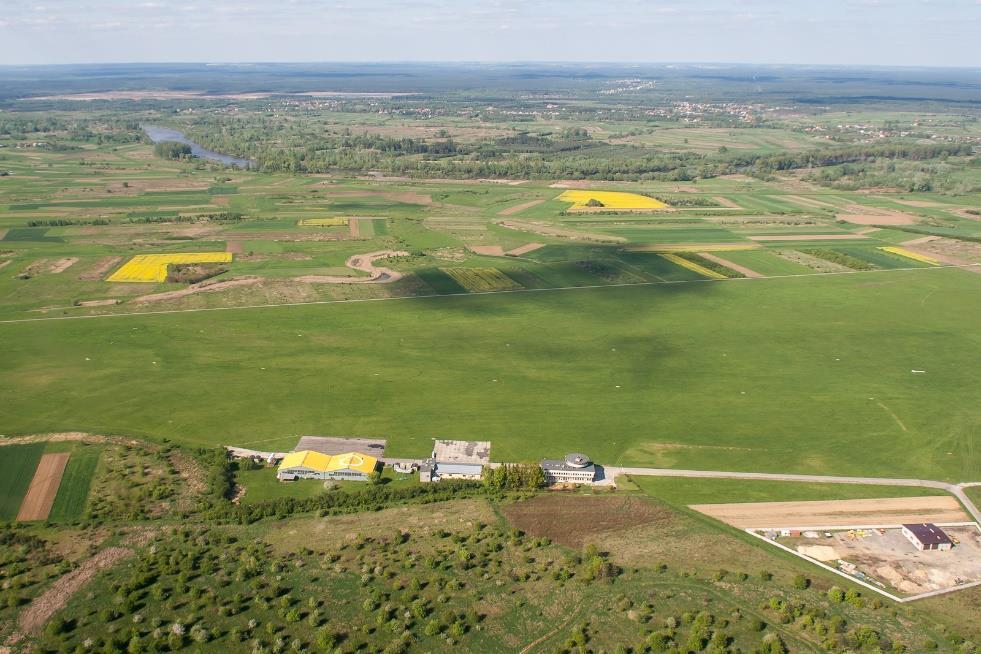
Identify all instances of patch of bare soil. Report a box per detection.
[692,496,969,529]
[469,245,506,256]
[912,237,981,266]
[77,256,122,281]
[498,199,545,216]
[507,242,545,257]
[295,250,409,284]
[13,547,134,637]
[697,252,764,278]
[838,213,916,226]
[782,195,837,210]
[169,451,208,495]
[134,276,261,304]
[712,196,741,208]
[44,256,76,274]
[499,220,626,244]
[225,241,244,253]
[548,180,591,189]
[773,249,852,272]
[18,259,48,278]
[77,299,121,307]
[0,260,11,271]
[500,495,673,549]
[892,199,945,208]
[853,227,882,235]
[15,453,70,522]
[0,432,108,447]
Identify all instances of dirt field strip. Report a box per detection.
[469,245,506,256]
[226,240,244,253]
[77,255,122,280]
[47,257,78,274]
[624,242,758,253]
[498,199,545,216]
[690,496,969,529]
[854,227,882,235]
[0,259,11,271]
[712,196,741,208]
[506,242,545,256]
[902,235,940,246]
[697,252,764,278]
[782,195,837,210]
[15,453,70,521]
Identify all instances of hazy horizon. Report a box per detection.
[1,0,978,68]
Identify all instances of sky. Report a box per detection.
[0,0,979,67]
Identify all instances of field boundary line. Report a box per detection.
[0,262,977,326]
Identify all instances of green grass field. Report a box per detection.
[1,267,979,481]
[48,444,101,522]
[0,443,45,520]
[632,476,950,507]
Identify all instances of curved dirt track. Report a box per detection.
[296,250,408,284]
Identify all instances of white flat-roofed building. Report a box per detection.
[541,453,596,485]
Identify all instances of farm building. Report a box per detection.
[902,523,953,551]
[540,453,596,485]
[277,450,379,482]
[420,439,490,482]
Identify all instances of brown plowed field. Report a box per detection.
[691,496,969,529]
[16,453,70,521]
[501,495,672,548]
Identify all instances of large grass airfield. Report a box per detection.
[2,266,978,480]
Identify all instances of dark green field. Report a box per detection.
[0,443,44,520]
[48,444,101,522]
[2,267,978,481]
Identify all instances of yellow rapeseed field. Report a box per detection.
[878,246,939,266]
[107,253,233,283]
[659,253,728,279]
[558,190,668,210]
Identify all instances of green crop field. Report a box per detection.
[48,444,101,522]
[1,267,978,481]
[0,443,45,520]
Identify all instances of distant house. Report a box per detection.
[420,439,490,482]
[540,453,596,485]
[277,450,378,482]
[901,523,953,551]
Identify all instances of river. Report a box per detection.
[141,124,254,169]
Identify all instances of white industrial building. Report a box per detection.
[540,453,596,485]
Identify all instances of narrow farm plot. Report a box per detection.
[48,446,101,522]
[691,496,969,529]
[879,246,940,266]
[440,267,523,292]
[16,452,70,521]
[107,252,233,282]
[659,253,728,279]
[297,217,348,226]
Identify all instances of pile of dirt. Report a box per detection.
[500,495,673,549]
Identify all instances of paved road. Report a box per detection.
[608,465,981,524]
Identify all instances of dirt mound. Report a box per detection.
[501,495,672,549]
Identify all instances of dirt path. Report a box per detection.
[16,453,70,521]
[498,199,545,216]
[517,602,583,654]
[13,547,134,638]
[697,252,763,278]
[78,256,122,280]
[690,496,968,529]
[134,276,262,304]
[296,250,409,284]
